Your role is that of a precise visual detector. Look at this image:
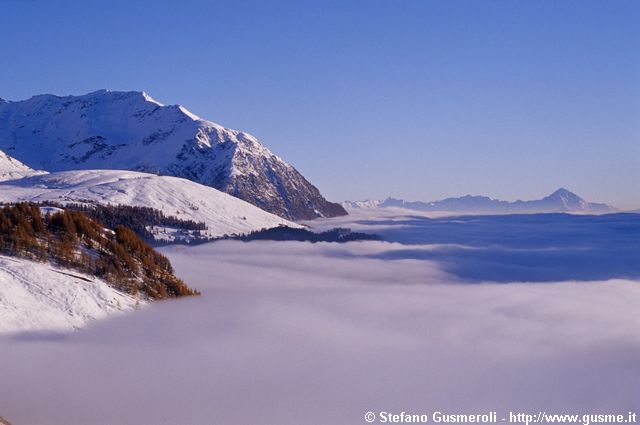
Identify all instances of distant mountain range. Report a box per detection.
[343,188,617,214]
[0,90,346,220]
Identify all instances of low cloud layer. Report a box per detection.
[311,211,640,282]
[1,213,639,425]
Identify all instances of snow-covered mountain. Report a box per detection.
[0,169,298,239]
[344,188,616,214]
[0,254,140,334]
[0,90,347,220]
[341,199,382,209]
[0,150,45,181]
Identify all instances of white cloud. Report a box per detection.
[1,236,639,425]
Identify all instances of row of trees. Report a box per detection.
[0,203,198,299]
[54,202,209,244]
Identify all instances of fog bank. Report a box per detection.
[0,235,638,424]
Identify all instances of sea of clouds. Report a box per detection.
[0,211,638,425]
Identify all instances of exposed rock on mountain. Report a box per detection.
[0,90,347,220]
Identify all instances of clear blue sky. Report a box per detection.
[1,0,639,208]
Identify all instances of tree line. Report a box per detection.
[42,202,210,245]
[0,203,198,299]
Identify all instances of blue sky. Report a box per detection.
[1,0,638,208]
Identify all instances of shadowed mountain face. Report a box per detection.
[0,90,346,221]
[344,188,615,214]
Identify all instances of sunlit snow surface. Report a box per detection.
[0,169,297,238]
[0,255,139,333]
[1,210,639,424]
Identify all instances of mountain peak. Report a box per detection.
[549,188,578,198]
[84,89,165,106]
[544,188,587,210]
[10,89,163,108]
[0,90,347,220]
[141,91,164,106]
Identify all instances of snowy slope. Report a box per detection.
[0,150,45,181]
[0,169,297,238]
[0,255,140,334]
[344,188,616,214]
[0,90,347,220]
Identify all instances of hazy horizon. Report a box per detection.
[342,186,631,210]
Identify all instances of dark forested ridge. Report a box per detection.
[235,226,381,243]
[0,203,198,299]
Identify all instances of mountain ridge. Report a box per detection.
[0,90,347,220]
[343,189,616,214]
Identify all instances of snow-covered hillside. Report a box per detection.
[0,169,298,239]
[0,150,45,181]
[344,188,616,214]
[0,90,347,220]
[0,255,139,334]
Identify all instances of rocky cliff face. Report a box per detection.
[0,90,347,220]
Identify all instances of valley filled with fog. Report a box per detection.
[1,210,639,425]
